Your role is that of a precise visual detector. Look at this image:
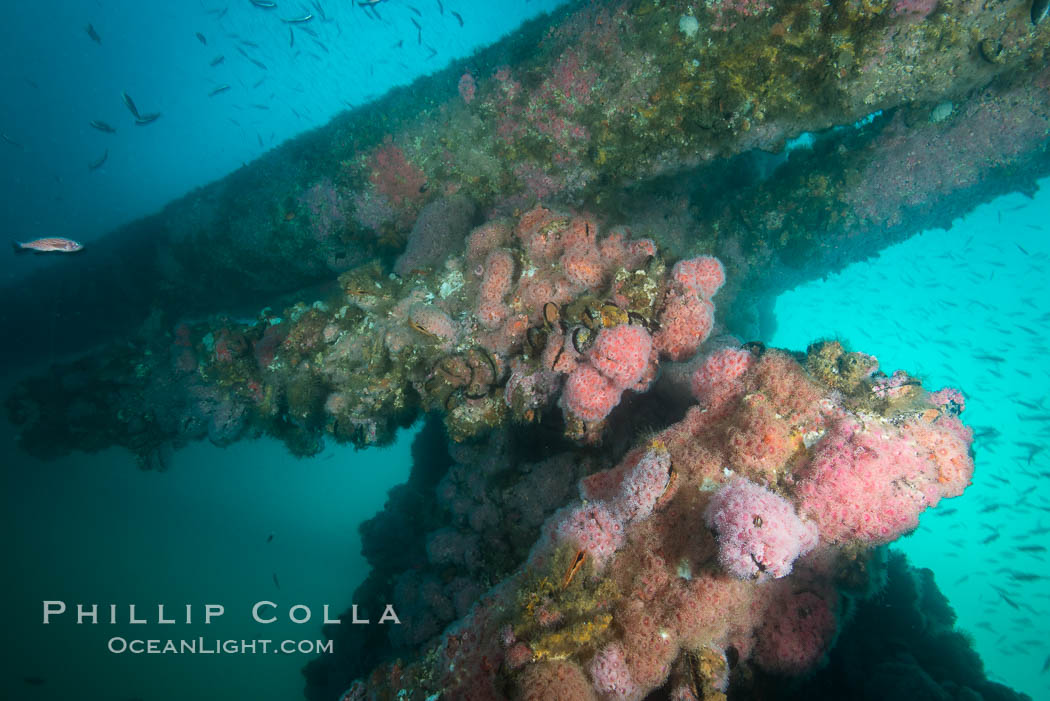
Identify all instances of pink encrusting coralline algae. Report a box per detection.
[352,330,976,700]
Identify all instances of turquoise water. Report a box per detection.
[1,409,414,700]
[770,178,1050,701]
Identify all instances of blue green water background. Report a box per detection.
[1,418,415,699]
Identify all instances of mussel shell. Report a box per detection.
[423,374,443,395]
[977,38,1003,64]
[549,341,566,371]
[526,326,548,353]
[468,346,498,384]
[581,304,603,331]
[542,302,561,327]
[627,311,650,329]
[599,303,628,328]
[436,354,472,386]
[571,326,594,353]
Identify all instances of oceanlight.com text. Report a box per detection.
[107,637,334,655]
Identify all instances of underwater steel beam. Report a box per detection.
[1,0,1048,365]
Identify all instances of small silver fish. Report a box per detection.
[1,133,24,149]
[121,91,140,118]
[13,237,84,253]
[134,112,161,126]
[89,119,116,133]
[89,149,108,170]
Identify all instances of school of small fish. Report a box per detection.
[73,0,465,171]
[9,0,473,253]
